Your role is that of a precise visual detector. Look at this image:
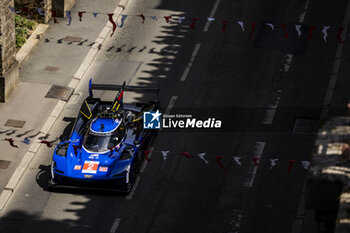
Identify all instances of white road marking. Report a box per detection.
[244,142,265,188]
[110,218,121,233]
[140,147,154,173]
[125,176,141,200]
[180,43,201,82]
[262,92,281,125]
[321,0,350,118]
[203,0,221,32]
[165,96,178,115]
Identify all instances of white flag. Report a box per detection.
[301,161,310,170]
[197,153,208,164]
[237,21,245,31]
[265,23,275,31]
[233,156,242,166]
[161,151,170,160]
[178,16,185,24]
[269,159,279,169]
[207,17,215,21]
[295,25,302,39]
[322,26,330,43]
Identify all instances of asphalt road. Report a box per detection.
[0,0,349,232]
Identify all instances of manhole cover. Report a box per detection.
[63,36,83,43]
[0,160,10,169]
[45,85,73,101]
[5,119,26,128]
[293,119,317,134]
[45,66,59,72]
[254,22,310,55]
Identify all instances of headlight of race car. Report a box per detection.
[55,143,69,157]
[119,151,132,160]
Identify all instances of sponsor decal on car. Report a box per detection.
[82,161,99,174]
[99,166,108,172]
[74,165,82,170]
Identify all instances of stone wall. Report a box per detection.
[0,0,19,102]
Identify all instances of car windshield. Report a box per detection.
[83,125,124,152]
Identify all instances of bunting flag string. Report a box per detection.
[1,135,314,173]
[7,6,350,42]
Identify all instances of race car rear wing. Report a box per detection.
[88,78,159,98]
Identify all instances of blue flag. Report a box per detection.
[66,11,72,25]
[118,15,128,28]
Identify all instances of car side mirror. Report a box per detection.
[59,135,68,142]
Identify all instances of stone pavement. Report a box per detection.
[0,0,129,211]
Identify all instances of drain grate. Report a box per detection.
[254,22,309,55]
[5,119,25,128]
[293,119,317,134]
[0,160,10,169]
[63,36,83,43]
[45,66,59,72]
[45,85,73,101]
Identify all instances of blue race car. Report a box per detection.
[49,79,159,193]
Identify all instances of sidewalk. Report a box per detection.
[0,0,128,211]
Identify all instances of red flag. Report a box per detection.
[181,152,192,158]
[50,10,59,23]
[306,26,316,41]
[5,138,18,148]
[281,23,288,39]
[190,17,199,30]
[107,14,117,37]
[138,14,145,23]
[78,11,86,21]
[143,150,151,161]
[164,16,172,23]
[222,20,228,32]
[288,160,297,173]
[252,157,260,166]
[338,27,345,43]
[40,140,53,147]
[216,156,227,171]
[249,22,257,39]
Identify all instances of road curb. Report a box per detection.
[16,24,49,66]
[0,3,129,213]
